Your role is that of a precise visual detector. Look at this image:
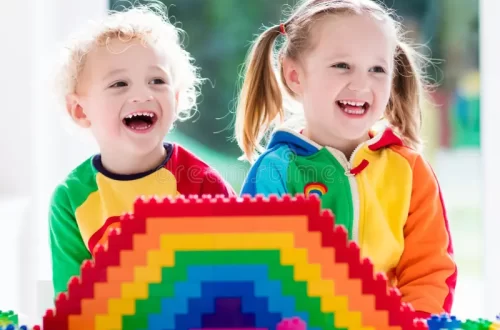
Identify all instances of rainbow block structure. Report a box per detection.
[1,194,499,329]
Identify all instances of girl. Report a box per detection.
[49,2,235,297]
[235,0,456,317]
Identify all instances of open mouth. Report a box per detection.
[122,111,158,131]
[336,100,370,115]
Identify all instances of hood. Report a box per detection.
[267,126,404,157]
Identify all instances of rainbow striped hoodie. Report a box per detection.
[49,143,235,296]
[240,127,457,316]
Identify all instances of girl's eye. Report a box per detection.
[150,78,166,85]
[109,81,128,88]
[331,62,349,69]
[370,66,386,73]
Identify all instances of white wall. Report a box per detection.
[0,0,106,324]
[480,0,500,318]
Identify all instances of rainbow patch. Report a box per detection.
[44,195,421,330]
[303,183,328,197]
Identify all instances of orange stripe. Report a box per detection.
[72,215,396,328]
[389,145,456,313]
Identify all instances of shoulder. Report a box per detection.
[388,145,440,187]
[252,144,295,171]
[49,157,96,209]
[167,143,220,179]
[241,144,293,196]
[167,143,235,196]
[245,144,294,183]
[388,145,431,170]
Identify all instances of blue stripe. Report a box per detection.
[240,145,290,196]
[269,130,319,157]
[146,265,316,330]
[240,130,320,197]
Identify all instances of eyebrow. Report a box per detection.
[327,54,390,67]
[102,65,170,81]
[102,68,127,81]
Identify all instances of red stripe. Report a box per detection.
[164,144,235,197]
[87,215,121,254]
[433,170,457,312]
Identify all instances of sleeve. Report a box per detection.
[200,168,237,197]
[49,185,92,297]
[395,154,457,316]
[240,150,289,197]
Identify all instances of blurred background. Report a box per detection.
[0,0,495,325]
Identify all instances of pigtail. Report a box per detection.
[385,43,424,150]
[235,25,284,163]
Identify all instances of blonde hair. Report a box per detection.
[235,0,429,162]
[56,0,202,120]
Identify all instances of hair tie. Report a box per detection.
[279,23,286,35]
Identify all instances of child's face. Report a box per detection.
[286,13,395,146]
[69,38,177,157]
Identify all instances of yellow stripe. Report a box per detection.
[353,147,412,274]
[489,322,500,330]
[94,233,373,330]
[75,169,178,248]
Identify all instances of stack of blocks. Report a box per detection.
[0,311,18,328]
[1,194,499,329]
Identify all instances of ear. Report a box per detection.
[65,93,91,128]
[281,57,303,97]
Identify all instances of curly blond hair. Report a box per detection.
[56,0,202,120]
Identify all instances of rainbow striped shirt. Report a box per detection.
[49,143,235,296]
[240,127,457,316]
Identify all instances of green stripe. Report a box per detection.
[49,157,98,295]
[286,148,354,239]
[63,157,99,210]
[123,250,348,330]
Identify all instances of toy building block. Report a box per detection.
[426,314,462,329]
[0,311,17,327]
[277,317,307,330]
[277,315,500,330]
[19,193,495,330]
[40,194,431,330]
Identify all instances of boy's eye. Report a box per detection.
[331,62,349,69]
[109,81,127,88]
[150,78,166,85]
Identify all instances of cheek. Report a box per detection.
[304,73,340,99]
[156,90,176,115]
[375,77,392,104]
[84,99,122,133]
[84,93,120,118]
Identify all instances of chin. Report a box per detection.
[127,137,165,155]
[336,126,371,142]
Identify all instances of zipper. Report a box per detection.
[325,143,365,243]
